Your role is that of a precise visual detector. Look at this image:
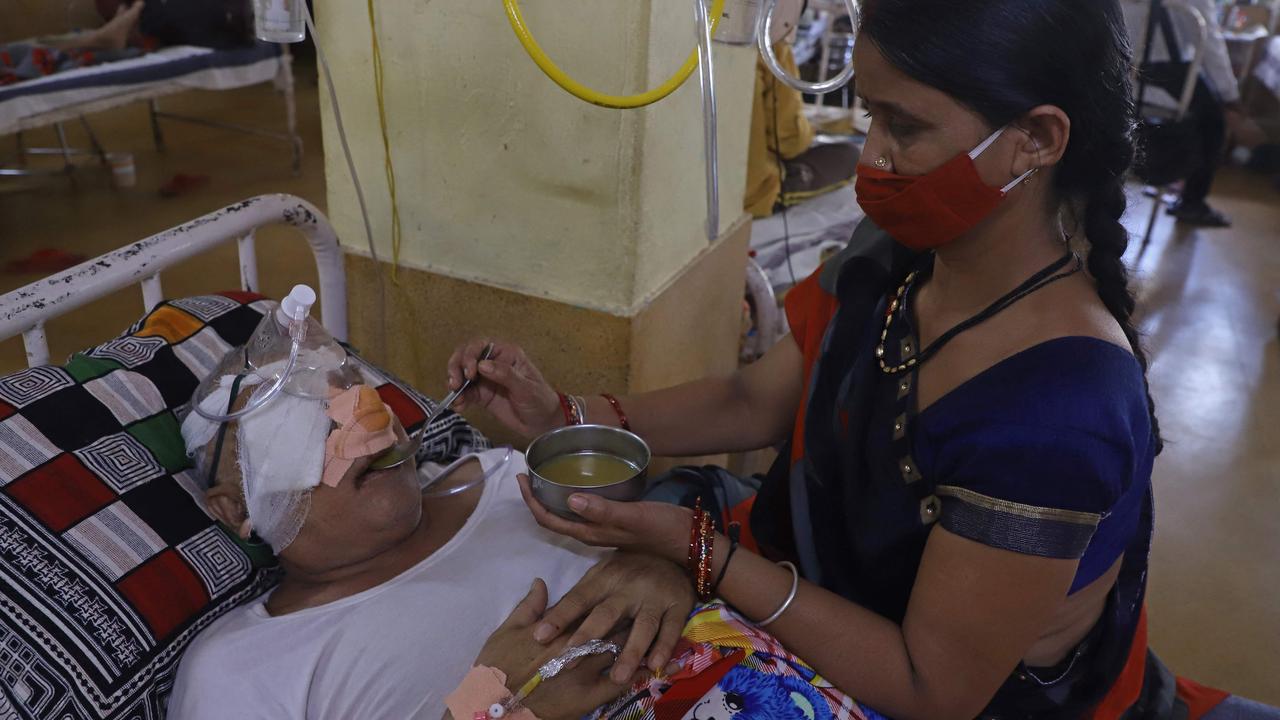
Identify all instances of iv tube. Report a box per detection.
[504,1,723,241]
[502,0,727,110]
[756,0,858,95]
[301,3,386,276]
[693,0,720,242]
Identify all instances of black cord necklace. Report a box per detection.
[877,251,1082,375]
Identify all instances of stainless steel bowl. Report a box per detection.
[526,424,651,519]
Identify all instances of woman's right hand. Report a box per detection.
[472,579,634,720]
[446,339,563,440]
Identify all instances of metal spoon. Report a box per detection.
[370,343,495,471]
[433,342,495,422]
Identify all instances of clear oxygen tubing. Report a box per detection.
[502,0,726,110]
[300,2,392,360]
[756,0,858,94]
[192,305,306,422]
[299,3,385,280]
[693,0,720,242]
[422,447,515,499]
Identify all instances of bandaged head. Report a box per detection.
[183,376,416,553]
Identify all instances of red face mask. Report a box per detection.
[854,127,1037,251]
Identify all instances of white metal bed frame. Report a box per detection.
[743,257,783,362]
[0,194,346,368]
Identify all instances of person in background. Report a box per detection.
[1123,0,1266,228]
[0,1,144,86]
[94,0,254,50]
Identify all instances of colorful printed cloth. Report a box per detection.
[592,603,887,720]
[0,41,139,86]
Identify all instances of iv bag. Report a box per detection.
[255,0,306,43]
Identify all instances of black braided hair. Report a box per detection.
[860,0,1162,452]
[1082,175,1163,454]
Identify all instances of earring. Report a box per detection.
[874,156,889,169]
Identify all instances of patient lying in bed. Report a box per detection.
[167,363,870,719]
[2,0,255,87]
[167,383,684,719]
[1,2,145,86]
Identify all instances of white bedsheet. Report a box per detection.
[750,186,865,295]
[1255,37,1280,100]
[0,46,281,135]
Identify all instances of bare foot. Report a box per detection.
[98,1,145,51]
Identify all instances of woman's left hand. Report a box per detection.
[518,475,692,564]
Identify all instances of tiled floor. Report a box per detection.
[1125,173,1280,704]
[1,72,1277,703]
[0,65,325,371]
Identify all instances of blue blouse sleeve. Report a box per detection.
[917,338,1153,562]
[933,424,1130,559]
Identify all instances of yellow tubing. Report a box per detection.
[367,0,402,282]
[503,0,727,110]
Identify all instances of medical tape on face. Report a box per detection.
[321,385,405,488]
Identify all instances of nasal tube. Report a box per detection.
[422,448,515,499]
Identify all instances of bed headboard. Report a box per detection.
[0,194,347,367]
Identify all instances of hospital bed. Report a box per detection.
[0,42,302,178]
[750,186,864,298]
[0,196,488,718]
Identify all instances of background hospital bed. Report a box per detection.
[0,42,303,178]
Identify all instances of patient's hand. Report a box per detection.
[533,552,695,684]
[472,579,634,720]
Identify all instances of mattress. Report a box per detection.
[0,43,282,134]
[750,185,865,295]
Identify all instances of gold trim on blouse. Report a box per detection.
[936,485,1102,527]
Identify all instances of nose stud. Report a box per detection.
[874,156,889,169]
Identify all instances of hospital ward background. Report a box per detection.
[0,0,1278,717]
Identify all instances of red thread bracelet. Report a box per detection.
[685,497,716,601]
[557,393,576,427]
[687,498,703,574]
[601,394,631,431]
[696,513,714,601]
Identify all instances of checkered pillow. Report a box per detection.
[0,291,487,719]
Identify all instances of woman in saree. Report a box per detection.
[449,1,1277,716]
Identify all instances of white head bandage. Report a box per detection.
[184,379,417,555]
[235,380,330,552]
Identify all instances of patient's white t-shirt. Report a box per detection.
[167,449,605,720]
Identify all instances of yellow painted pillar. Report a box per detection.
[316,0,758,447]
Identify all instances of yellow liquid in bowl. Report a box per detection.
[536,452,640,488]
